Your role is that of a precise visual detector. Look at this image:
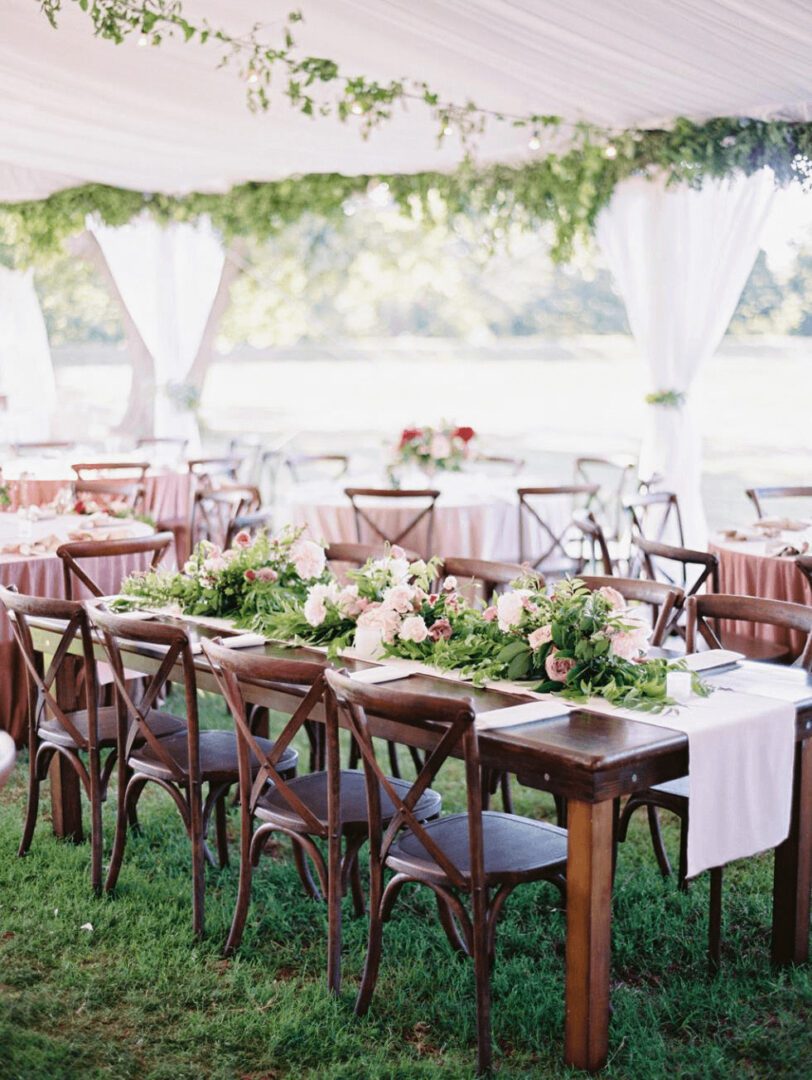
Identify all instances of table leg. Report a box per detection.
[564,798,613,1072]
[772,737,812,966]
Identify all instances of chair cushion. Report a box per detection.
[129,729,297,784]
[257,769,441,832]
[388,810,567,885]
[38,707,184,749]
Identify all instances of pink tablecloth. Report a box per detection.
[7,471,191,522]
[710,537,812,657]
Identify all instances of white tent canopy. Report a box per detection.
[0,0,811,198]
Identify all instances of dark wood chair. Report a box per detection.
[56,531,174,600]
[439,557,542,603]
[201,642,442,984]
[326,670,567,1077]
[577,576,683,649]
[87,607,298,937]
[71,461,150,514]
[517,484,599,576]
[571,511,617,576]
[325,542,421,568]
[618,593,812,973]
[625,491,685,569]
[0,587,183,892]
[191,485,264,550]
[345,488,440,555]
[746,485,812,519]
[574,455,636,542]
[286,453,349,483]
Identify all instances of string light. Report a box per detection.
[527,130,541,151]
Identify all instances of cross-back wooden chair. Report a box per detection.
[571,511,617,576]
[618,594,812,974]
[345,488,440,554]
[286,453,349,483]
[187,456,241,486]
[325,542,421,569]
[87,607,298,938]
[745,485,812,519]
[574,455,636,542]
[71,461,150,514]
[56,531,174,600]
[326,670,567,1077]
[517,483,599,576]
[191,485,264,550]
[578,576,684,649]
[625,491,685,566]
[438,557,542,605]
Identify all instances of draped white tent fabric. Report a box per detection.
[91,217,225,448]
[596,171,776,544]
[0,266,56,443]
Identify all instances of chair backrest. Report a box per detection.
[325,669,481,892]
[85,604,198,783]
[192,485,262,549]
[325,542,421,567]
[286,454,349,483]
[685,594,812,669]
[571,511,614,576]
[57,531,174,600]
[72,461,150,513]
[574,456,636,540]
[345,488,440,553]
[625,491,685,555]
[12,440,76,456]
[517,484,599,571]
[187,457,241,489]
[0,586,98,752]
[439,556,543,603]
[745,486,812,520]
[797,555,812,595]
[473,454,525,476]
[201,640,332,835]
[633,535,718,597]
[577,575,684,647]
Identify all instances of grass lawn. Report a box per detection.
[1,691,810,1079]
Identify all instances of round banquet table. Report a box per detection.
[281,472,573,564]
[0,513,156,745]
[710,527,812,657]
[2,455,192,523]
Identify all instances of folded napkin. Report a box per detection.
[755,517,809,532]
[682,649,745,673]
[591,690,795,878]
[0,534,61,556]
[476,699,572,731]
[717,527,758,542]
[192,632,266,655]
[350,663,421,685]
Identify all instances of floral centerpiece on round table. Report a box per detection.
[118,527,329,621]
[390,422,476,479]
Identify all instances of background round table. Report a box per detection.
[710,529,812,657]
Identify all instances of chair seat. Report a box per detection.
[719,631,791,664]
[129,729,297,784]
[388,810,567,886]
[38,706,184,750]
[256,769,441,833]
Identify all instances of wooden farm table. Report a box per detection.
[26,618,812,1073]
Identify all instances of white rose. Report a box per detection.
[303,583,339,627]
[337,584,365,618]
[382,583,416,614]
[496,590,531,632]
[291,539,327,581]
[399,615,429,643]
[442,576,457,592]
[388,556,410,583]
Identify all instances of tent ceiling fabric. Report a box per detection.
[0,0,811,199]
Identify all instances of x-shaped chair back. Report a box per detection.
[85,605,196,785]
[571,511,614,576]
[202,640,331,836]
[577,575,684,648]
[326,670,480,893]
[574,457,635,541]
[686,594,812,669]
[625,492,684,574]
[0,586,97,754]
[192,485,262,549]
[746,485,812,520]
[345,488,440,553]
[72,461,150,514]
[517,484,599,571]
[286,454,349,484]
[57,531,174,600]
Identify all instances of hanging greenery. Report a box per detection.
[3,3,810,266]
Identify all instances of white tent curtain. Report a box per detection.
[0,265,56,442]
[91,215,225,447]
[596,169,776,545]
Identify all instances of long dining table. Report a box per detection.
[24,616,812,1073]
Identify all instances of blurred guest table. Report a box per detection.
[281,471,572,563]
[2,453,192,522]
[0,512,154,743]
[710,518,812,656]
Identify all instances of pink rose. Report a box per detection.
[545,649,576,683]
[399,615,429,643]
[528,625,552,650]
[337,584,365,618]
[243,569,257,583]
[482,605,497,622]
[609,615,651,660]
[598,585,626,611]
[428,618,453,641]
[233,530,252,549]
[382,584,416,614]
[390,545,406,559]
[357,603,401,643]
[257,566,278,583]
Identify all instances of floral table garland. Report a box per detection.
[119,528,706,711]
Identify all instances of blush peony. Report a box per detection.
[257,566,278,583]
[357,604,401,643]
[291,539,327,581]
[428,618,453,641]
[545,649,576,683]
[382,584,416,614]
[527,625,552,650]
[399,615,429,643]
[303,583,339,627]
[597,585,626,611]
[496,590,531,632]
